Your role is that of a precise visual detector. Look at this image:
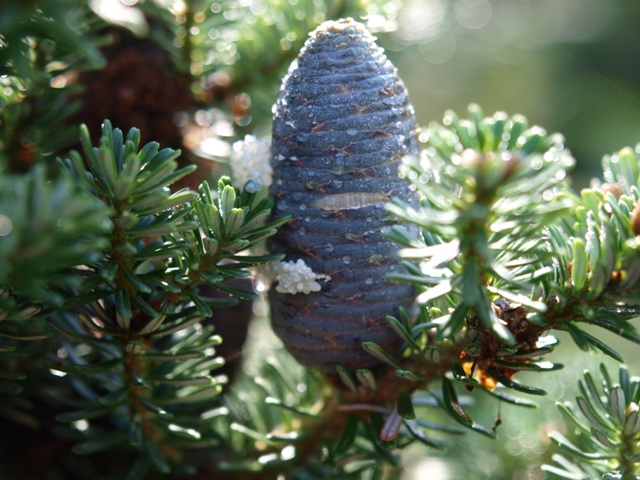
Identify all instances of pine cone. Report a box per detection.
[268,18,418,371]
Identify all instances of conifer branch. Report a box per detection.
[2,1,640,478]
[544,365,640,479]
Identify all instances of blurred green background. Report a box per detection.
[384,0,640,190]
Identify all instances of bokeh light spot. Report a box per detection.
[0,215,13,236]
[454,0,492,30]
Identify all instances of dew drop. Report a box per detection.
[342,256,351,264]
[324,244,334,253]
[531,157,543,170]
[365,278,374,285]
[369,254,383,263]
[304,216,311,223]
[555,170,567,181]
[296,133,309,142]
[334,180,343,189]
[244,180,260,193]
[277,201,288,211]
[299,204,307,211]
[346,129,358,136]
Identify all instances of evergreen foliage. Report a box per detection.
[1,1,640,479]
[544,365,640,479]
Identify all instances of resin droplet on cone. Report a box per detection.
[268,18,418,371]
